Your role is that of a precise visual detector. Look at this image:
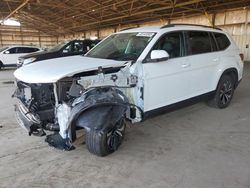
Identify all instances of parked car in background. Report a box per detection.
[13,24,243,156]
[0,46,41,69]
[17,39,100,67]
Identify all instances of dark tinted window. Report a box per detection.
[214,33,230,50]
[187,31,212,55]
[64,41,84,53]
[153,32,184,58]
[209,32,218,51]
[7,47,18,54]
[90,40,100,48]
[83,40,100,52]
[17,47,39,53]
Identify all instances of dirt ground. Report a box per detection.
[0,65,249,188]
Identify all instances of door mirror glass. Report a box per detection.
[150,50,169,61]
[4,50,10,54]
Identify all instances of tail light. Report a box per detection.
[239,53,244,61]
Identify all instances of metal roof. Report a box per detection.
[0,0,249,36]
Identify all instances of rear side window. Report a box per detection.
[17,47,39,53]
[187,31,212,55]
[213,33,230,50]
[209,32,218,51]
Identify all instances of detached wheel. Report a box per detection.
[208,75,235,108]
[86,118,126,156]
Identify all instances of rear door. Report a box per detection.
[184,31,220,95]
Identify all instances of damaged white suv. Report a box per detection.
[13,24,243,156]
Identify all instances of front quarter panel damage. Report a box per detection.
[14,62,144,151]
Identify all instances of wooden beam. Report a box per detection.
[0,0,29,24]
[0,29,3,46]
[69,0,205,30]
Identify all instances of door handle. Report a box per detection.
[213,58,219,62]
[181,63,190,68]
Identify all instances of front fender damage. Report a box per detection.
[45,88,130,150]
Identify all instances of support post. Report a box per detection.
[38,31,41,47]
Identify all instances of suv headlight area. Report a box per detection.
[23,57,37,66]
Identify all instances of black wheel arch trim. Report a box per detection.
[218,68,239,89]
[67,88,129,139]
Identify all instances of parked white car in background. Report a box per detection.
[0,46,41,69]
[13,24,244,156]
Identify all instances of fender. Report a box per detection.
[68,88,129,134]
[216,67,239,89]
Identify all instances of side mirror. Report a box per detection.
[4,50,10,54]
[150,50,169,62]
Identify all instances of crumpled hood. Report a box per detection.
[14,56,126,83]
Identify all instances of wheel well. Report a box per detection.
[0,61,3,69]
[220,68,238,88]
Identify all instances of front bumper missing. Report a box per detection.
[14,100,74,150]
[14,100,45,136]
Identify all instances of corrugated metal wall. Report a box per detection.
[232,35,250,61]
[0,25,58,49]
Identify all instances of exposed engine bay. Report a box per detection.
[13,64,143,151]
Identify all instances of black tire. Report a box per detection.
[0,61,3,70]
[86,118,126,156]
[208,74,235,108]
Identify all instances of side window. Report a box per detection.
[16,47,25,53]
[214,33,230,50]
[28,48,39,52]
[90,40,99,49]
[209,32,218,52]
[72,41,84,53]
[63,43,72,53]
[7,47,18,54]
[187,31,212,55]
[17,47,38,53]
[82,41,90,52]
[153,32,184,58]
[64,41,84,53]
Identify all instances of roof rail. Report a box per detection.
[160,24,222,30]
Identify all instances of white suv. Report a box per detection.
[13,24,243,156]
[0,46,41,69]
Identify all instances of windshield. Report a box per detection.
[86,32,155,61]
[48,41,67,52]
[0,47,8,53]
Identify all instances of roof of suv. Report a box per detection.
[118,24,224,34]
[6,45,41,48]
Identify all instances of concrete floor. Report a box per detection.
[0,65,250,188]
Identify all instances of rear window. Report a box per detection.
[213,33,230,50]
[187,31,212,55]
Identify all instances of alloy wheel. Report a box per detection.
[219,80,233,105]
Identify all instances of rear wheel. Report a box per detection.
[86,118,126,156]
[208,75,235,108]
[0,61,3,70]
